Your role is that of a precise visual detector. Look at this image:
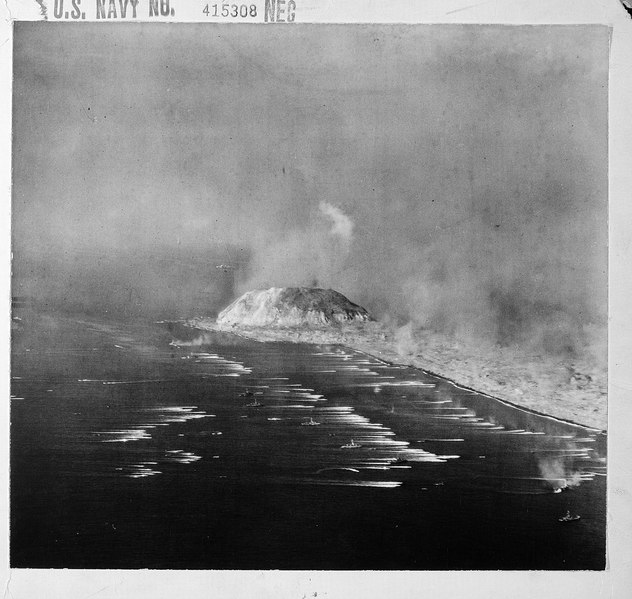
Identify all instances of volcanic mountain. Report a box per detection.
[217,287,371,327]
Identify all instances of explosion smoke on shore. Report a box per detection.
[12,24,608,365]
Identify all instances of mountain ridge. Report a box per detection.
[217,287,371,327]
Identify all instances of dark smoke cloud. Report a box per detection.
[12,24,608,356]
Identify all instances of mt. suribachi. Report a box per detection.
[217,287,371,327]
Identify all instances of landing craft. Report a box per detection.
[245,398,264,408]
[558,510,581,522]
[341,439,362,449]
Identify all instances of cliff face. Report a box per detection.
[217,287,371,327]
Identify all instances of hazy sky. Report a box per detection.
[12,23,608,349]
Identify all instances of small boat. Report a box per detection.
[558,510,581,523]
[301,417,321,426]
[341,439,362,449]
[245,399,264,408]
[239,390,255,398]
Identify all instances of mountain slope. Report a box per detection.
[217,287,371,327]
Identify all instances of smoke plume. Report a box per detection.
[537,456,584,490]
[319,202,354,249]
[12,24,608,361]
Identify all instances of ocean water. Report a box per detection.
[10,312,607,569]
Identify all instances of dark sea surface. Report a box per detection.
[10,312,607,569]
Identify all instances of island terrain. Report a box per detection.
[190,287,606,430]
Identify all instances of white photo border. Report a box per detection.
[1,1,631,598]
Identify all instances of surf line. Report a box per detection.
[184,321,603,435]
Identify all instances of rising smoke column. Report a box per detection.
[236,202,356,293]
[319,201,354,250]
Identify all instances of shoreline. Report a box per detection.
[187,317,607,432]
[355,348,604,434]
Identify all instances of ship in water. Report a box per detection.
[341,439,362,449]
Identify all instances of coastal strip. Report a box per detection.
[187,317,607,432]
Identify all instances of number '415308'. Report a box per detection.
[203,4,257,17]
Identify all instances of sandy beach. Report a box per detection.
[189,318,607,431]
